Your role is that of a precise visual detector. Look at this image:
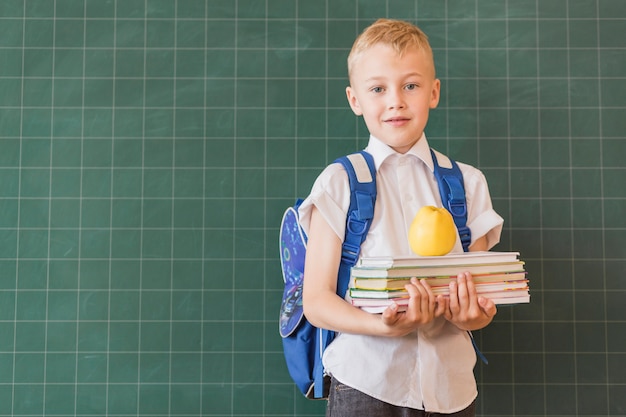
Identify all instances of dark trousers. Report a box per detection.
[326,377,475,417]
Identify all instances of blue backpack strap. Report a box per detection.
[430,148,471,252]
[430,149,489,364]
[334,151,377,296]
[313,150,377,397]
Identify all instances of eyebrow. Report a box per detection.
[364,72,425,83]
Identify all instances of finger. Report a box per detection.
[381,302,401,325]
[434,294,448,317]
[421,279,439,315]
[404,278,422,297]
[442,295,453,321]
[405,278,432,321]
[464,272,479,300]
[406,277,429,300]
[403,279,422,317]
[448,280,459,313]
[411,278,438,319]
[455,272,470,307]
[478,296,497,318]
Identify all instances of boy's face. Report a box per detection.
[346,43,440,154]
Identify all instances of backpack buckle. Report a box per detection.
[342,216,368,264]
[341,241,361,264]
[447,199,467,218]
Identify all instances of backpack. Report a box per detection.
[279,148,471,399]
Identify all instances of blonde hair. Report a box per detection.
[347,18,435,79]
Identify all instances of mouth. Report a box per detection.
[384,117,411,126]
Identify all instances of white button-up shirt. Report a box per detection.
[298,134,504,412]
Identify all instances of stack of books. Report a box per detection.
[350,251,529,313]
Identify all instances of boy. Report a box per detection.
[298,19,504,416]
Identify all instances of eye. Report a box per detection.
[370,86,384,93]
[405,83,418,91]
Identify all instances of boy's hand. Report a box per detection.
[380,278,445,336]
[442,271,497,331]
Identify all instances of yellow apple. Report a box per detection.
[408,206,457,256]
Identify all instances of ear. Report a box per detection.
[346,86,363,116]
[429,79,441,109]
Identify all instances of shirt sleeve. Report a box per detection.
[297,163,350,242]
[459,164,504,250]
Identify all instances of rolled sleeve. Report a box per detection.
[468,208,503,249]
[298,163,350,242]
[460,164,504,250]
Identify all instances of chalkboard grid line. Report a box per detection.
[104,2,114,414]
[231,1,239,414]
[560,4,571,415]
[4,16,626,22]
[73,5,89,415]
[40,0,55,415]
[11,3,25,415]
[594,1,611,413]
[170,5,177,415]
[136,5,147,413]
[5,45,626,51]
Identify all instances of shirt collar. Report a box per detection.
[365,133,434,172]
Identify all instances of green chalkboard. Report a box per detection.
[1,0,625,415]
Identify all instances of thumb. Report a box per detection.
[478,296,497,317]
[381,302,400,325]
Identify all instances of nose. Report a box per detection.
[387,88,406,110]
